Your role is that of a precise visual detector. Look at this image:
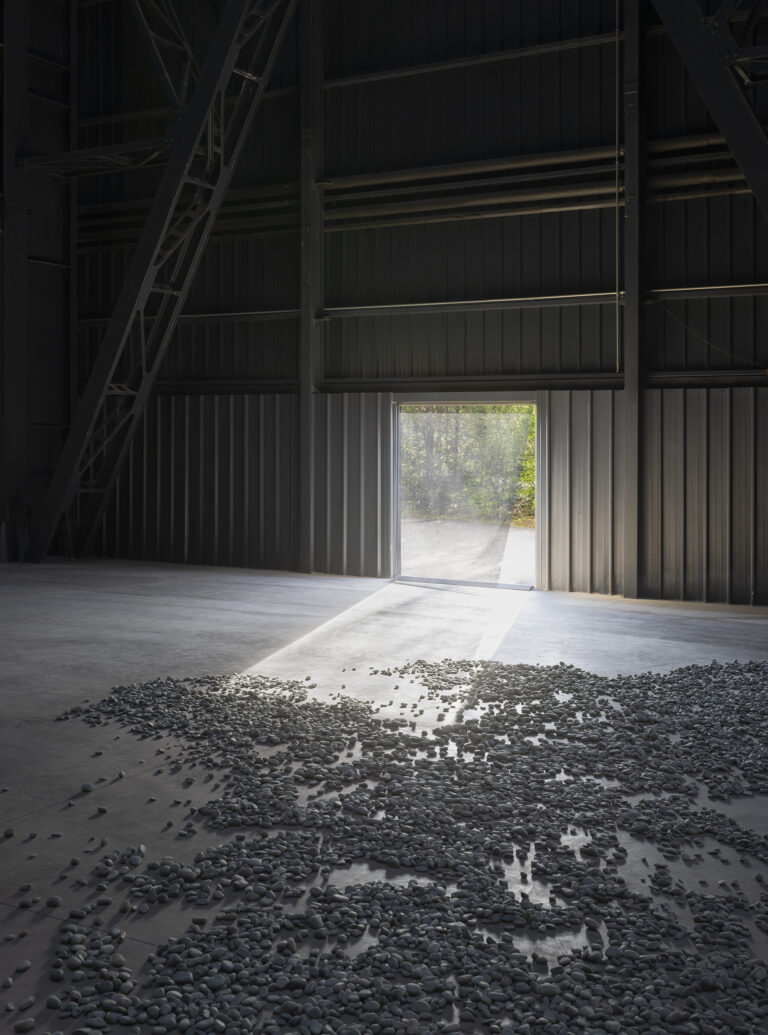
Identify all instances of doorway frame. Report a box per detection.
[391,392,539,588]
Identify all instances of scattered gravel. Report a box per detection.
[5,659,768,1033]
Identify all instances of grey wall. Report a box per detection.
[640,387,768,605]
[537,390,625,596]
[10,1,768,605]
[98,392,393,579]
[97,394,298,571]
[313,393,393,578]
[537,386,768,604]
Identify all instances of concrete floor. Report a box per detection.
[2,559,768,1031]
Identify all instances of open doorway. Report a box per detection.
[395,403,535,588]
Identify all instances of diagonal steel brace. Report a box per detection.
[651,0,768,224]
[26,0,296,562]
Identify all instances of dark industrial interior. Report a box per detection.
[2,2,768,1033]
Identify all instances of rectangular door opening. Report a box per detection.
[395,403,536,589]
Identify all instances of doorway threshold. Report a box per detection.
[394,575,533,591]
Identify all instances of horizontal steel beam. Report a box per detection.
[324,293,622,318]
[155,378,298,393]
[322,146,621,191]
[319,374,624,392]
[132,370,768,395]
[76,284,768,329]
[645,369,768,386]
[648,282,768,300]
[79,307,300,326]
[75,132,729,218]
[324,32,622,89]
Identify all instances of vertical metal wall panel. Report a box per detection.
[611,391,625,597]
[43,0,767,610]
[324,209,618,381]
[313,393,392,577]
[684,389,708,601]
[640,389,662,598]
[542,390,623,597]
[645,196,768,374]
[98,394,299,570]
[535,391,551,591]
[325,22,617,173]
[730,388,755,607]
[548,392,571,592]
[326,0,615,80]
[569,392,591,593]
[756,389,768,607]
[590,390,612,595]
[661,389,685,600]
[707,389,730,603]
[629,387,768,605]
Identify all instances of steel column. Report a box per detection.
[651,0,768,224]
[623,0,644,598]
[26,0,296,562]
[2,2,30,560]
[298,0,324,573]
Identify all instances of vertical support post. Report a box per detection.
[298,0,324,572]
[535,390,551,591]
[622,0,643,598]
[69,0,79,522]
[2,2,30,560]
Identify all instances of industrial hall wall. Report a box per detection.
[4,1,768,604]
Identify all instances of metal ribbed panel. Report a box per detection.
[590,390,614,594]
[547,391,572,592]
[313,393,392,577]
[326,23,617,173]
[661,389,685,599]
[707,388,730,602]
[757,388,768,606]
[326,215,615,306]
[570,392,591,592]
[99,394,298,570]
[326,0,615,79]
[645,196,768,374]
[325,307,619,381]
[325,208,618,380]
[730,387,755,606]
[638,386,767,605]
[539,389,623,596]
[684,389,707,600]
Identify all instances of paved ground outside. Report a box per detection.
[400,517,535,586]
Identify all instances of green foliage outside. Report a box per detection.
[511,413,536,527]
[400,404,535,527]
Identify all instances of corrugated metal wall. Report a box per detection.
[99,391,393,578]
[15,1,768,606]
[537,390,625,596]
[313,394,393,577]
[98,394,298,571]
[640,387,768,605]
[536,386,768,604]
[645,195,768,374]
[324,212,620,381]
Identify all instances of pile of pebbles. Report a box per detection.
[9,659,768,1033]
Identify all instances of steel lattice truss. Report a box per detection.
[26,0,296,561]
[652,0,768,221]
